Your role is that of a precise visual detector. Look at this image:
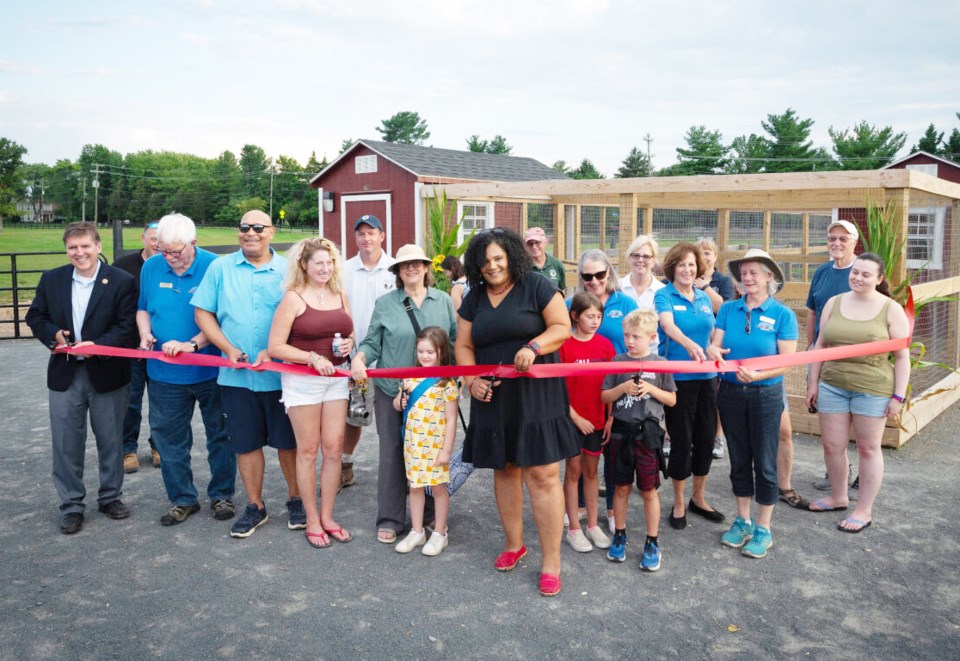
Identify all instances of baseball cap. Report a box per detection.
[827,219,858,236]
[354,215,384,232]
[524,227,547,244]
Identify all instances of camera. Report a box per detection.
[349,379,370,420]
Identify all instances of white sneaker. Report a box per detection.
[395,529,426,553]
[712,437,725,459]
[421,530,448,556]
[565,528,593,552]
[585,525,611,549]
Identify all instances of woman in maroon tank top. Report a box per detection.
[268,238,355,548]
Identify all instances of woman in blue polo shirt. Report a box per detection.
[655,242,723,530]
[706,249,798,559]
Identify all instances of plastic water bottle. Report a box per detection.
[332,332,342,357]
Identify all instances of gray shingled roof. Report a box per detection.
[323,139,569,183]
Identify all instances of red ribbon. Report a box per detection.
[55,290,914,381]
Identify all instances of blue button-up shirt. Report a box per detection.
[191,248,287,391]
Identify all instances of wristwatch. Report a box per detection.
[188,340,199,352]
[523,341,541,356]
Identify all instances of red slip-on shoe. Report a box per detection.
[539,573,562,597]
[494,545,527,572]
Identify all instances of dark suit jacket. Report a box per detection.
[26,261,138,393]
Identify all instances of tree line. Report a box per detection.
[2,109,958,227]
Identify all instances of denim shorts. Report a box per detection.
[817,381,889,418]
[280,372,349,410]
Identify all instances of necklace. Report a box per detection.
[307,286,329,303]
[488,281,513,296]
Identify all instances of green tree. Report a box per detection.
[668,126,729,175]
[77,144,123,223]
[910,123,944,155]
[340,138,354,154]
[466,134,512,154]
[725,134,767,174]
[944,128,960,163]
[760,108,831,172]
[239,144,271,199]
[615,146,653,178]
[828,121,907,170]
[15,162,52,222]
[569,158,603,180]
[552,160,571,175]
[376,111,430,145]
[466,135,487,152]
[0,139,28,223]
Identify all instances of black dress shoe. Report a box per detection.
[687,499,725,523]
[61,512,84,535]
[98,500,130,520]
[669,510,687,530]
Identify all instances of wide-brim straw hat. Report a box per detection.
[728,248,785,293]
[389,244,432,273]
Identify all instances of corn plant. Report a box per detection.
[425,187,475,291]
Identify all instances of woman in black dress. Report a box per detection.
[455,228,579,597]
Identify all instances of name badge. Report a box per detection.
[673,305,686,311]
[159,282,173,289]
[759,315,775,325]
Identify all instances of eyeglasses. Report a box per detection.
[581,270,608,282]
[525,240,543,246]
[239,223,273,234]
[160,245,189,258]
[629,253,655,261]
[398,261,424,270]
[827,235,852,244]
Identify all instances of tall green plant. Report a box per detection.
[425,187,475,291]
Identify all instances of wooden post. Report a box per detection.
[520,201,529,236]
[763,210,772,251]
[891,189,909,287]
[642,206,653,236]
[801,212,810,281]
[555,203,565,259]
[619,193,637,262]
[716,209,729,252]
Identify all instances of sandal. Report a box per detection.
[807,498,848,512]
[838,517,872,533]
[305,530,331,548]
[778,488,811,510]
[323,525,352,544]
[377,528,398,544]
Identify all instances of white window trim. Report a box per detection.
[906,206,945,270]
[456,201,495,245]
[355,155,378,174]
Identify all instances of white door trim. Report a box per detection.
[340,193,393,255]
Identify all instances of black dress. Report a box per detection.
[460,273,579,469]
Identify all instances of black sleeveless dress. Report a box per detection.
[460,273,579,469]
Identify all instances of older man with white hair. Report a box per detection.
[137,213,237,527]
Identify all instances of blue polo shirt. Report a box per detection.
[716,296,798,386]
[654,283,716,381]
[806,260,852,341]
[567,290,637,354]
[191,248,287,392]
[139,248,219,385]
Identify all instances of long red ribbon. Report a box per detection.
[55,290,914,381]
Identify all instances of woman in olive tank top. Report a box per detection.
[805,254,911,533]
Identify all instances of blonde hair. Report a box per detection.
[285,237,344,294]
[623,308,659,336]
[625,234,659,263]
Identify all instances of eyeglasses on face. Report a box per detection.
[161,245,188,258]
[239,223,272,234]
[581,270,608,282]
[629,253,655,261]
[827,235,851,244]
[398,261,425,270]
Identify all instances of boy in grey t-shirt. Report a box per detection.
[601,310,677,571]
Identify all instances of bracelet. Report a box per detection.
[308,351,319,367]
[891,393,905,403]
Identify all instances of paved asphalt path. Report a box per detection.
[1,339,958,659]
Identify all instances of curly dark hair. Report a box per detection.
[462,228,532,288]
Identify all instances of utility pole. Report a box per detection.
[268,167,275,223]
[643,133,653,163]
[82,177,87,222]
[92,164,100,225]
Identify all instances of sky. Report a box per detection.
[2,0,958,176]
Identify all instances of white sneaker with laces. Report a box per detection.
[421,530,448,556]
[395,529,426,553]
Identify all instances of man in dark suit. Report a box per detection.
[26,222,138,534]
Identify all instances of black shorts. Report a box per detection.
[579,430,604,456]
[221,386,296,454]
[609,432,660,492]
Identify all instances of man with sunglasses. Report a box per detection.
[524,227,566,292]
[805,219,861,499]
[113,221,161,473]
[137,213,237,527]
[192,210,304,539]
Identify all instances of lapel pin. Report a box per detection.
[101,278,109,285]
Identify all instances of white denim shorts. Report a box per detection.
[280,371,349,410]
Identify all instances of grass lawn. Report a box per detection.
[0,226,316,309]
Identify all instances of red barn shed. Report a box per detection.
[309,139,567,258]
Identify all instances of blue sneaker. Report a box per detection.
[606,530,626,562]
[230,503,268,539]
[640,539,661,572]
[721,516,754,549]
[286,497,307,530]
[742,525,773,558]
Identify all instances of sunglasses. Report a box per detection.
[146,222,159,229]
[239,223,272,234]
[744,313,751,335]
[581,270,608,282]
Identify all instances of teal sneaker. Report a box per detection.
[742,525,773,558]
[606,530,626,563]
[721,516,754,549]
[640,539,661,572]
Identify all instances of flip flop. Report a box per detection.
[377,528,398,544]
[838,517,872,533]
[305,530,331,548]
[323,526,352,544]
[807,498,848,512]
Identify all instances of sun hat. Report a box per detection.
[727,248,785,293]
[388,244,432,273]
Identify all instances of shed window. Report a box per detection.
[355,155,378,174]
[906,163,938,177]
[906,207,945,270]
[457,202,494,244]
